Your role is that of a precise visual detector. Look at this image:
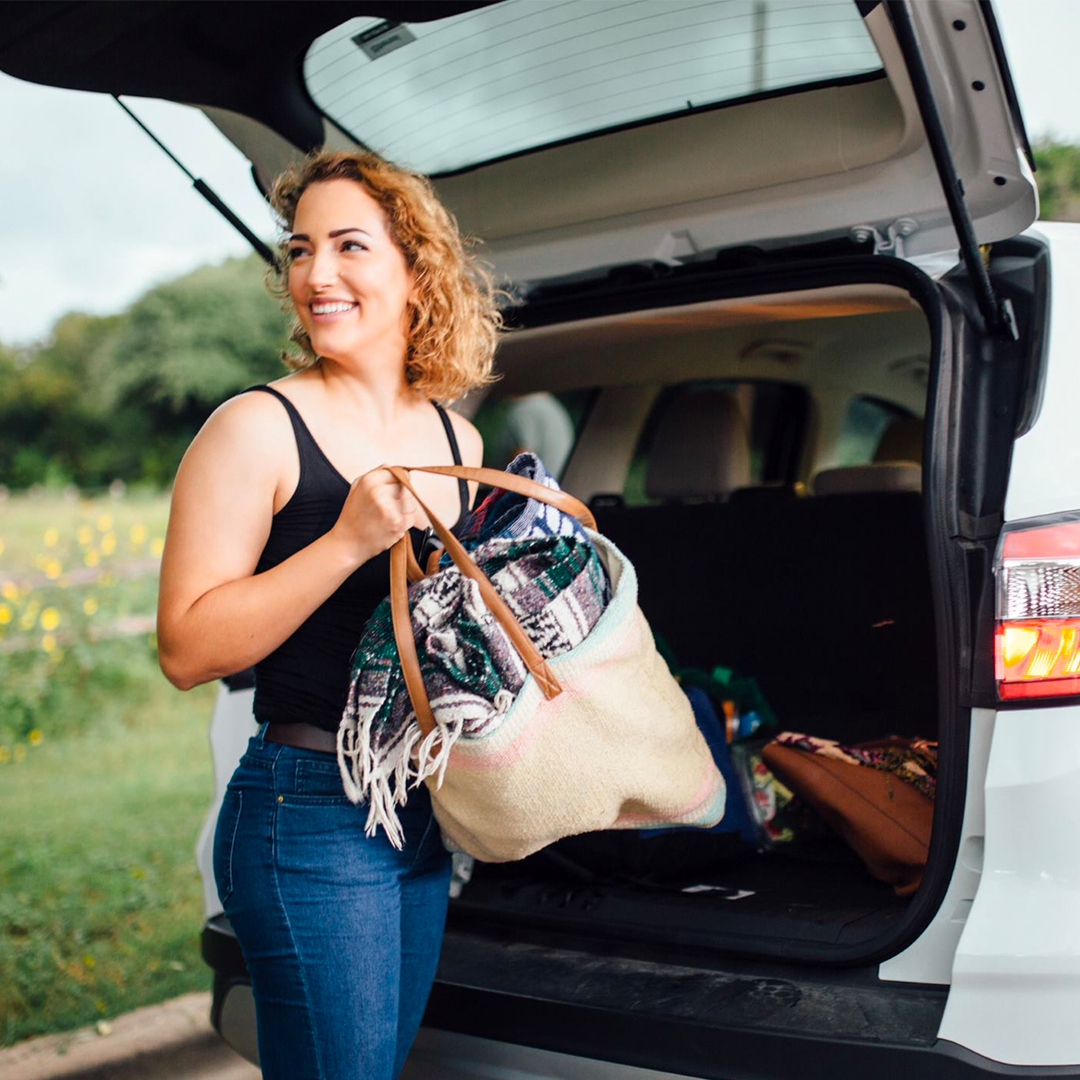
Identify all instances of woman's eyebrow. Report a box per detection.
[287,227,374,242]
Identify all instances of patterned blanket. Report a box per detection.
[336,454,612,847]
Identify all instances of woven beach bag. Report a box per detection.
[380,464,726,862]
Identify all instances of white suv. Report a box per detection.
[7,1,1077,1075]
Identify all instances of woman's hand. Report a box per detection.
[329,467,419,562]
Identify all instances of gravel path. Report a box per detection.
[0,993,259,1080]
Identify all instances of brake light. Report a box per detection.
[996,517,1080,699]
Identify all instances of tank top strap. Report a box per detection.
[431,401,470,520]
[241,384,336,488]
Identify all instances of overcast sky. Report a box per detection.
[1,0,1076,347]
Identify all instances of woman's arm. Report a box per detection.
[156,394,417,690]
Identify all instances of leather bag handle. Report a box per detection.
[384,464,596,738]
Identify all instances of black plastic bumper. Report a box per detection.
[202,918,1080,1079]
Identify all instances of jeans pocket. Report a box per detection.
[212,789,243,906]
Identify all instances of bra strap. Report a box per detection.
[432,402,470,518]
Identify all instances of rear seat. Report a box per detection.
[812,415,923,497]
[594,401,936,743]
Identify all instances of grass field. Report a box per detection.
[0,491,221,1047]
[0,490,170,575]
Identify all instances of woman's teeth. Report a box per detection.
[311,301,357,316]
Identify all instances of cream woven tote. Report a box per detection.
[384,464,726,862]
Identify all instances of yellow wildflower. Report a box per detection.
[50,648,64,664]
[1,581,17,601]
[83,955,95,968]
[77,525,93,545]
[0,603,11,625]
[96,514,113,532]
[85,549,100,568]
[40,607,60,631]
[83,597,99,616]
[150,538,165,557]
[28,729,43,746]
[130,523,147,545]
[44,558,62,580]
[12,744,26,763]
[101,533,117,556]
[43,527,59,547]
[41,633,57,653]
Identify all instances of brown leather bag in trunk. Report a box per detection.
[761,738,934,896]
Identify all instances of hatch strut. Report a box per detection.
[112,95,278,272]
[883,1,1018,341]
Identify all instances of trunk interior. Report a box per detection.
[448,264,940,962]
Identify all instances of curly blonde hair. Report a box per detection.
[264,148,506,402]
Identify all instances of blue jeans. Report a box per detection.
[212,723,452,1080]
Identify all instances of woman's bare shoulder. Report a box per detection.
[192,388,291,455]
[171,389,295,501]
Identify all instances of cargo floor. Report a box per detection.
[450,842,911,955]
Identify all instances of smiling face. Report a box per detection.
[286,178,415,368]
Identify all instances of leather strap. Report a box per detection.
[264,721,337,754]
[384,464,595,738]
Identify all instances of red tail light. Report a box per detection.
[996,517,1080,700]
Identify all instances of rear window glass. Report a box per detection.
[624,379,807,506]
[834,396,912,467]
[304,0,883,175]
[471,388,594,480]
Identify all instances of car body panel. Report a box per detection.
[938,703,1080,1067]
[194,683,256,921]
[1004,223,1080,523]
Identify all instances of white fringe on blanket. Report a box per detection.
[336,574,523,849]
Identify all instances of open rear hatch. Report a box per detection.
[0,1,1035,284]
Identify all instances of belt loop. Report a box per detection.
[255,721,269,747]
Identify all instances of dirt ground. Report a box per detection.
[0,993,259,1080]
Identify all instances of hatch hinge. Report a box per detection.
[883,1,1019,342]
[850,218,918,258]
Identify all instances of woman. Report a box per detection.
[156,148,503,1079]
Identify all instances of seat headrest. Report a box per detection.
[645,389,751,501]
[874,417,924,465]
[812,463,922,497]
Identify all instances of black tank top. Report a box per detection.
[244,385,469,733]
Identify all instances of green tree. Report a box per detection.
[0,252,291,490]
[93,252,288,416]
[1033,142,1080,222]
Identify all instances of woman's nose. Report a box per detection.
[306,245,340,288]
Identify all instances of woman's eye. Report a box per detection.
[341,240,368,252]
[286,247,307,261]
